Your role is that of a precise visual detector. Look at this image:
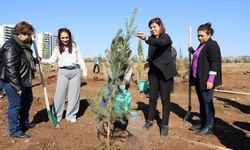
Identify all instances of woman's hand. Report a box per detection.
[35,57,42,64]
[188,46,195,54]
[82,75,87,81]
[207,82,213,90]
[144,62,149,69]
[17,90,22,96]
[136,32,148,41]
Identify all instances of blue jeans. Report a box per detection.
[195,81,215,127]
[0,80,33,136]
[101,87,111,108]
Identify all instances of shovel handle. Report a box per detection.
[188,26,192,106]
[32,36,50,111]
[184,26,192,123]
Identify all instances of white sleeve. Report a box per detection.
[76,45,88,76]
[41,47,58,64]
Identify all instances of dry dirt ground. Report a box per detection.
[0,63,249,150]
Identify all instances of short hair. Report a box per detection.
[148,18,166,35]
[12,21,34,36]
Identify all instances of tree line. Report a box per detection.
[222,56,250,63]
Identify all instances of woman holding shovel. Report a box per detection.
[188,22,222,136]
[137,18,178,138]
[0,21,37,138]
[41,28,87,123]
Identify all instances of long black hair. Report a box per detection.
[58,28,75,54]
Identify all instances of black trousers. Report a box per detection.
[93,64,100,73]
[147,68,173,126]
[20,87,34,128]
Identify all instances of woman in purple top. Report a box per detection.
[188,22,222,136]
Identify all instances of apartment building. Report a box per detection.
[37,32,57,58]
[0,24,14,47]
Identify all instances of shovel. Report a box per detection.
[32,36,60,128]
[184,26,192,123]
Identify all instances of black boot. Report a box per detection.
[189,124,203,131]
[196,126,213,136]
[25,123,36,129]
[160,126,168,138]
[21,123,36,132]
[143,121,153,131]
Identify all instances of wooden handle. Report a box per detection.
[188,26,192,47]
[32,37,51,111]
[215,89,250,96]
[187,25,192,107]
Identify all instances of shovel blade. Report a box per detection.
[183,106,192,123]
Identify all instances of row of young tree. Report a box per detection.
[222,56,250,63]
[43,48,250,65]
[85,51,250,84]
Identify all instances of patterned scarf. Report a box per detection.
[12,35,36,70]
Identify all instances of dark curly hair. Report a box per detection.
[198,22,214,36]
[12,21,35,36]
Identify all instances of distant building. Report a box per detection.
[37,32,57,58]
[0,24,57,58]
[0,24,14,46]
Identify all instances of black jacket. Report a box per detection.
[190,38,222,90]
[147,33,178,80]
[0,37,35,92]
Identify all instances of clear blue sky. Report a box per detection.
[1,0,249,57]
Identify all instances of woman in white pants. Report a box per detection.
[42,28,87,122]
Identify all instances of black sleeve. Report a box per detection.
[146,34,172,47]
[207,40,221,74]
[3,44,22,92]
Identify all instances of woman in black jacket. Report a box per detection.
[137,18,178,138]
[0,21,37,138]
[188,22,222,136]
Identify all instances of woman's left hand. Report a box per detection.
[136,32,148,41]
[207,82,213,89]
[82,75,87,81]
